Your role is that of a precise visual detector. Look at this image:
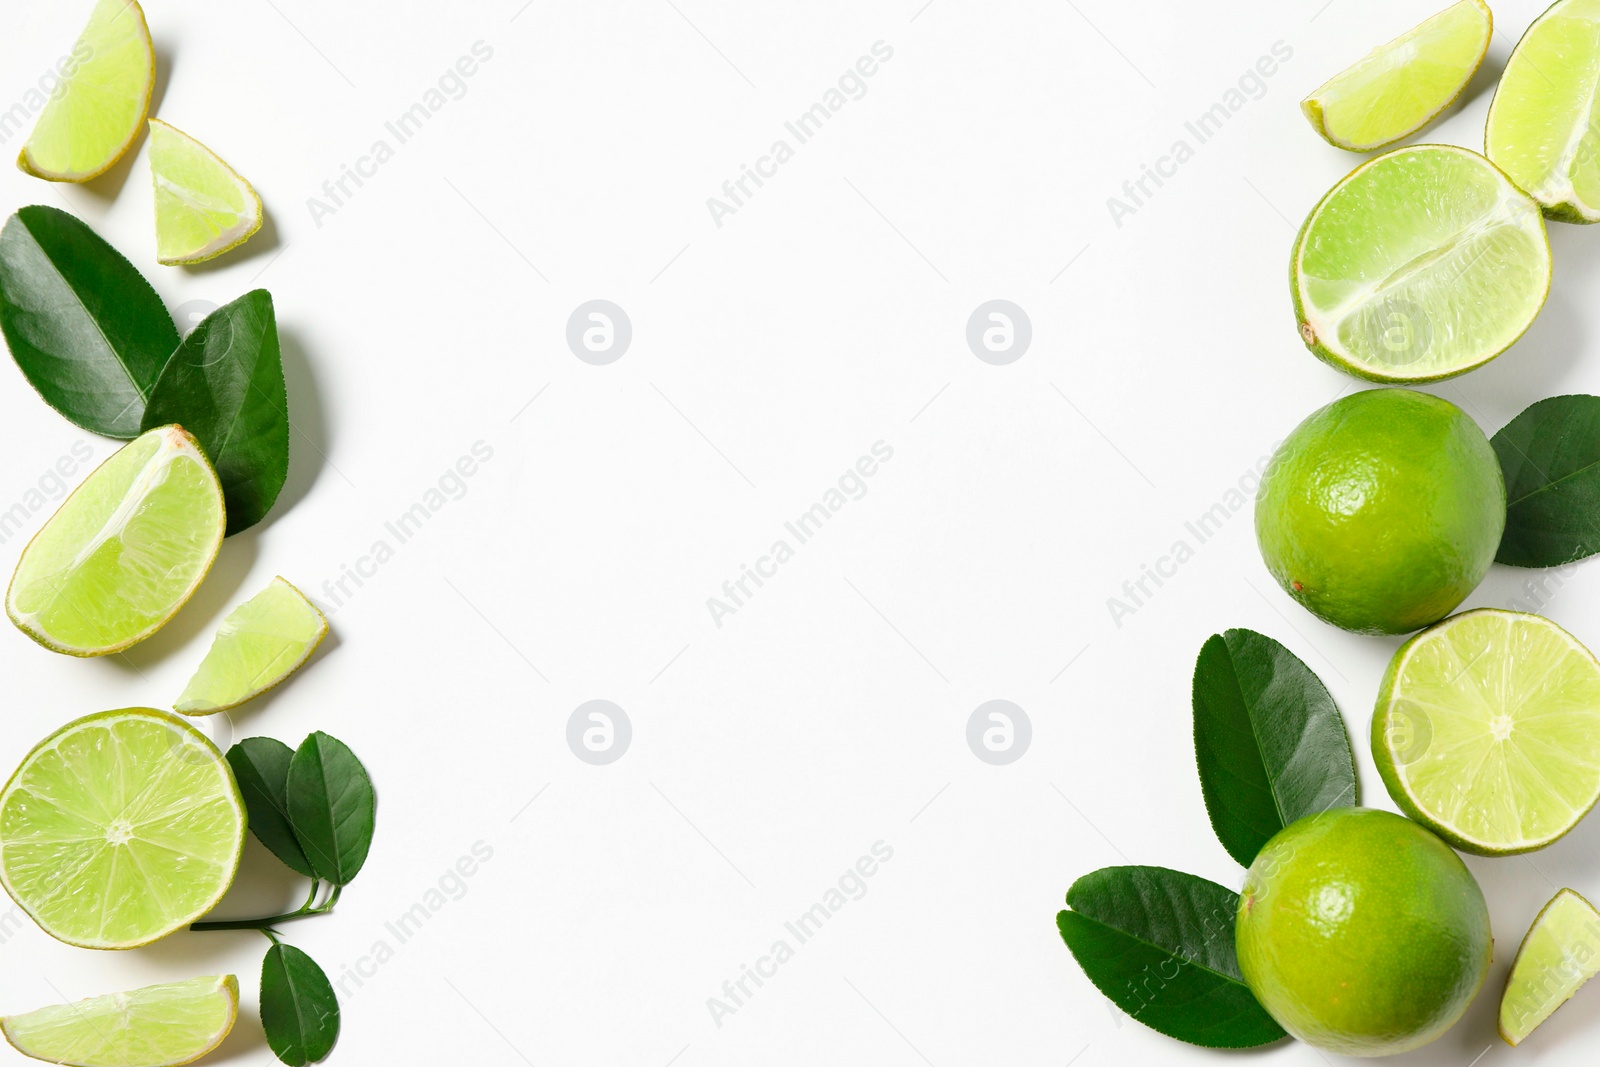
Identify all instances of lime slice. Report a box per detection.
[1292,144,1552,382]
[18,0,154,182]
[1500,889,1600,1045]
[1373,609,1600,855]
[0,709,245,949]
[176,577,327,714]
[1303,0,1492,152]
[1,975,238,1067]
[148,119,263,265]
[7,425,225,657]
[1486,0,1600,222]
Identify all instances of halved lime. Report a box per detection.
[176,577,327,714]
[1500,889,1600,1045]
[148,119,263,265]
[1373,609,1600,854]
[1,974,238,1067]
[1303,0,1492,152]
[8,425,225,657]
[1293,145,1551,382]
[1486,0,1600,222]
[18,0,154,182]
[0,709,244,949]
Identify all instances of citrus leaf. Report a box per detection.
[260,944,339,1065]
[0,205,178,437]
[286,732,375,886]
[140,289,288,534]
[227,738,315,879]
[1193,628,1357,867]
[1056,866,1287,1048]
[1492,394,1600,567]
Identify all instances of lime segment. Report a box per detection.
[1,974,237,1067]
[148,119,263,265]
[1500,889,1600,1045]
[176,577,327,714]
[1374,609,1600,854]
[1303,0,1492,152]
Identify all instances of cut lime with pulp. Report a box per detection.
[1292,144,1551,382]
[1374,609,1600,854]
[7,425,225,656]
[1303,0,1491,152]
[1,974,237,1067]
[18,0,154,182]
[1500,889,1600,1045]
[0,709,245,949]
[148,119,263,265]
[176,577,327,714]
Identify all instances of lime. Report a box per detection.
[1255,389,1505,635]
[148,119,263,265]
[1,974,237,1067]
[176,577,327,714]
[1486,0,1600,223]
[1373,609,1600,854]
[1292,144,1551,382]
[0,708,244,949]
[7,425,225,657]
[1499,888,1600,1044]
[18,0,154,183]
[1235,807,1492,1056]
[1303,0,1492,152]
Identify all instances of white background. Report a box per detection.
[0,0,1597,1064]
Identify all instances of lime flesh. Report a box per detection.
[148,119,263,265]
[1374,609,1600,854]
[1,975,237,1067]
[8,425,225,656]
[176,577,327,714]
[1500,889,1600,1044]
[1303,0,1492,152]
[1292,144,1551,382]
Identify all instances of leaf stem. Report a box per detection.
[191,880,341,932]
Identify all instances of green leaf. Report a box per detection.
[140,289,288,535]
[1492,394,1600,567]
[261,943,339,1066]
[1057,866,1286,1049]
[1193,628,1357,867]
[0,205,178,437]
[287,732,375,886]
[227,738,316,879]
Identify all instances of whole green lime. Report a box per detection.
[1255,388,1504,635]
[1235,808,1492,1057]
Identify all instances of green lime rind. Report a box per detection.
[176,577,328,715]
[1499,888,1600,1045]
[0,974,238,1067]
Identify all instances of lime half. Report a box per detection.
[1292,145,1551,382]
[8,425,225,656]
[148,119,263,265]
[0,709,244,949]
[18,0,154,182]
[1486,0,1600,222]
[176,577,327,714]
[1500,889,1600,1045]
[1303,0,1491,152]
[1,975,237,1067]
[1374,609,1600,854]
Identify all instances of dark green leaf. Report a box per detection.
[140,289,288,535]
[0,205,178,437]
[227,737,315,879]
[1492,394,1600,567]
[287,732,375,886]
[261,943,339,1065]
[1193,628,1356,867]
[1056,866,1286,1049]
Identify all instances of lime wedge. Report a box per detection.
[1486,0,1600,222]
[1500,889,1600,1045]
[18,0,154,182]
[7,425,225,657]
[176,577,327,714]
[1303,0,1492,152]
[1,975,237,1067]
[0,709,245,949]
[148,119,263,265]
[1293,145,1552,382]
[1373,609,1600,855]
